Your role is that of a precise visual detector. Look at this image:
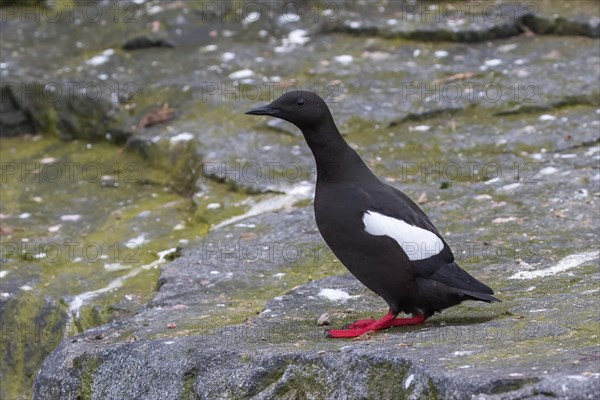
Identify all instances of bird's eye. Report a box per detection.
[296,98,305,107]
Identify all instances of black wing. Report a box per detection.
[365,182,495,295]
[363,183,455,263]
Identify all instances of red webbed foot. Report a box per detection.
[390,314,426,326]
[342,318,377,330]
[326,312,426,338]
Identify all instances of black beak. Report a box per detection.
[245,104,280,116]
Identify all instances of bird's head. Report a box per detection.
[245,90,332,131]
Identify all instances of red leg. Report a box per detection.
[343,318,377,329]
[345,315,426,329]
[326,312,426,338]
[326,311,397,338]
[390,314,426,326]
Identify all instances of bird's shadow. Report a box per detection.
[426,313,503,327]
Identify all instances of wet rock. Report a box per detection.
[319,1,600,41]
[522,0,600,38]
[0,82,131,142]
[32,229,600,399]
[0,265,67,399]
[1,0,599,398]
[0,84,37,137]
[32,147,600,398]
[319,2,525,42]
[122,36,175,51]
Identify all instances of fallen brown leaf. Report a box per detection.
[433,71,475,85]
[139,104,176,128]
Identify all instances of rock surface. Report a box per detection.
[0,1,598,399]
[33,202,599,399]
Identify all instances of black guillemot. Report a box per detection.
[246,91,500,338]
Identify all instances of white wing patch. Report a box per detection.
[362,210,444,261]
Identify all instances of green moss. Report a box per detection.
[244,359,291,397]
[366,361,409,399]
[0,134,242,398]
[39,102,60,138]
[192,185,255,228]
[149,247,346,339]
[270,361,328,400]
[181,368,200,400]
[292,198,313,208]
[427,379,438,399]
[133,138,203,197]
[340,115,455,181]
[437,299,600,369]
[0,291,66,400]
[0,0,45,6]
[73,354,102,400]
[227,256,344,325]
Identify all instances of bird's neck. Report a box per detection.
[301,121,373,184]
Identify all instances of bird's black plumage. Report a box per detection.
[246,91,499,337]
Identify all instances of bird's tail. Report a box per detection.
[461,290,501,303]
